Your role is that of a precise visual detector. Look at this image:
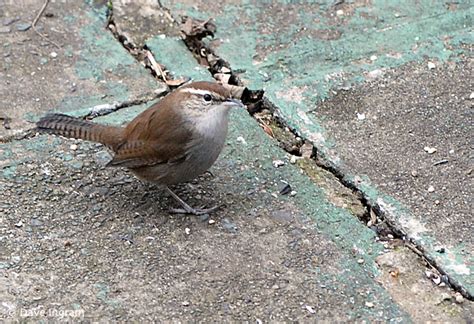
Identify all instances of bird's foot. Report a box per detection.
[166,186,220,215]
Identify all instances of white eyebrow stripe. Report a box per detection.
[179,88,212,96]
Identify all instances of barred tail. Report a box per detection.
[36,113,123,149]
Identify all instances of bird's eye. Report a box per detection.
[203,94,212,102]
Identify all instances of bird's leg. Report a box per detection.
[166,187,220,215]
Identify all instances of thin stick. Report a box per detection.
[145,50,167,81]
[31,0,61,49]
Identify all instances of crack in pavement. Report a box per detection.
[104,2,472,300]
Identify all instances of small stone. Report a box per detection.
[469,92,474,100]
[208,219,215,225]
[357,258,364,264]
[434,200,440,205]
[290,155,298,164]
[427,62,436,69]
[427,185,435,193]
[50,51,58,58]
[365,301,374,308]
[236,136,247,145]
[424,146,437,154]
[357,112,366,120]
[289,190,297,196]
[15,22,31,31]
[272,160,285,168]
[411,170,418,177]
[70,144,78,151]
[336,9,344,16]
[182,301,190,306]
[185,227,191,235]
[387,234,394,239]
[300,143,313,158]
[454,293,464,304]
[271,284,279,289]
[305,305,316,314]
[370,55,377,61]
[367,69,384,79]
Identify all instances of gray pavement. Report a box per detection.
[0,0,473,322]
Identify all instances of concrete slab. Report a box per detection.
[0,0,165,140]
[160,0,473,296]
[1,1,472,321]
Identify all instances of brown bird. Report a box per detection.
[36,81,244,215]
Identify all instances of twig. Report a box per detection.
[145,50,167,81]
[31,0,61,49]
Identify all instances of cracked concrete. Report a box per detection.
[1,0,473,322]
[160,0,473,300]
[0,0,165,140]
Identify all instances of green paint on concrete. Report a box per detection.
[163,0,473,296]
[146,37,213,81]
[84,98,408,320]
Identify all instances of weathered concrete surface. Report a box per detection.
[112,0,179,47]
[0,0,165,140]
[0,107,409,321]
[160,0,473,296]
[315,60,473,270]
[0,0,472,321]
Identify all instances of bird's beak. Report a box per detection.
[224,98,245,108]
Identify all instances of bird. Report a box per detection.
[36,81,244,215]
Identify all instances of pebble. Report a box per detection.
[208,219,215,225]
[367,69,384,79]
[427,62,436,69]
[15,22,31,31]
[454,292,464,304]
[185,227,191,235]
[50,51,58,58]
[305,305,316,314]
[427,185,435,192]
[423,146,437,154]
[15,220,23,228]
[336,10,344,16]
[272,160,285,168]
[357,112,366,120]
[470,92,474,100]
[290,155,298,164]
[357,258,364,264]
[370,55,377,61]
[290,190,297,196]
[70,144,78,151]
[181,301,190,306]
[365,301,374,308]
[236,136,247,145]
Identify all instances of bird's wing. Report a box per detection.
[106,102,192,168]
